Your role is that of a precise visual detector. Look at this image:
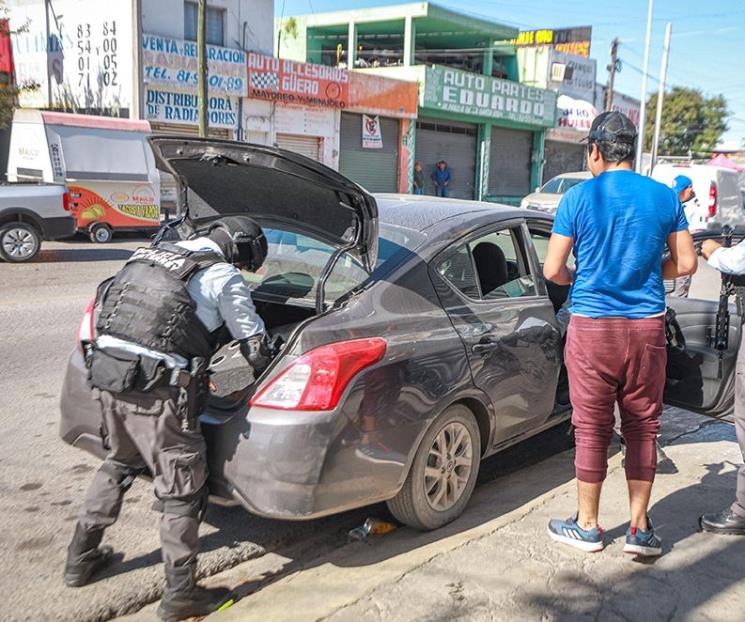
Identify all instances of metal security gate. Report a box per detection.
[488,127,533,198]
[543,140,586,183]
[276,134,321,161]
[415,119,477,200]
[339,113,399,193]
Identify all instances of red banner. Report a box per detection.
[247,53,349,109]
[0,19,14,76]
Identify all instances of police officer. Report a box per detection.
[64,216,270,621]
[699,236,745,536]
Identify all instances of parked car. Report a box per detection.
[0,182,74,262]
[520,171,592,214]
[652,163,745,227]
[59,138,737,531]
[7,109,163,243]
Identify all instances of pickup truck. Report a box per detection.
[0,183,75,262]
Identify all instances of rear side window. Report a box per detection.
[436,225,537,300]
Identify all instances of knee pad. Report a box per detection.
[100,462,141,492]
[154,486,208,522]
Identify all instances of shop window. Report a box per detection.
[184,2,225,46]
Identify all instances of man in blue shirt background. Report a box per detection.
[431,160,451,197]
[543,111,697,556]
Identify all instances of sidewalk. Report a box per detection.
[206,413,743,622]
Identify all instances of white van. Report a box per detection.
[7,110,162,242]
[652,163,744,227]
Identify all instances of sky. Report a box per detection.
[276,0,745,148]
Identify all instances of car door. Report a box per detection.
[430,220,563,443]
[664,295,742,423]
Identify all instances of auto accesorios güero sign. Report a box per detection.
[247,53,349,108]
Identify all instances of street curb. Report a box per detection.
[211,452,623,622]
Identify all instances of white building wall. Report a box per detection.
[143,0,274,55]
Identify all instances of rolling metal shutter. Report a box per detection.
[543,140,586,184]
[488,127,533,197]
[275,134,321,161]
[149,122,231,140]
[415,119,477,200]
[339,113,399,193]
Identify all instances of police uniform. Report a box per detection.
[66,228,266,619]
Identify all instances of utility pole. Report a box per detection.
[131,0,144,120]
[197,0,208,137]
[605,38,619,112]
[636,0,654,173]
[651,23,672,170]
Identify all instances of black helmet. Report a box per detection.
[208,216,267,271]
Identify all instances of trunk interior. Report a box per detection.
[206,298,317,408]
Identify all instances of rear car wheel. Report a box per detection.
[0,222,41,262]
[89,223,112,243]
[387,404,481,530]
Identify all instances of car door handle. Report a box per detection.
[472,340,500,355]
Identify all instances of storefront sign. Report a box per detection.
[362,115,383,149]
[423,66,556,128]
[142,34,247,97]
[511,26,592,58]
[593,88,641,127]
[347,71,418,118]
[549,50,596,102]
[247,52,349,108]
[557,95,598,131]
[11,0,133,110]
[145,87,238,129]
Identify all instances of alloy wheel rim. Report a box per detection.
[424,421,473,512]
[94,228,109,242]
[2,228,37,259]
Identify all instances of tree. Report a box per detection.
[644,87,729,156]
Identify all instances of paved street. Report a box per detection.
[0,239,377,622]
[0,239,728,621]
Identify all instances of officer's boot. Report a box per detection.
[157,563,232,622]
[64,524,115,587]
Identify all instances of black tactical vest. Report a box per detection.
[96,243,224,359]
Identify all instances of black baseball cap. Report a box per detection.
[582,111,637,145]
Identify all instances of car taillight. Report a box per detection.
[63,191,71,211]
[250,338,387,411]
[709,182,717,217]
[77,297,96,346]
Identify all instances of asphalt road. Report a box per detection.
[0,239,722,622]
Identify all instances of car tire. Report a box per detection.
[0,222,41,262]
[89,223,112,243]
[387,404,481,531]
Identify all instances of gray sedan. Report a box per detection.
[60,139,737,531]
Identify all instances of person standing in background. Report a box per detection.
[413,161,425,195]
[670,175,707,298]
[432,161,451,197]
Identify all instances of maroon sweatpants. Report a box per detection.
[566,315,667,483]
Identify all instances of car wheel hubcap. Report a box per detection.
[424,421,473,512]
[95,228,108,242]
[2,228,36,258]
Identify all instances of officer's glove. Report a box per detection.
[240,334,272,375]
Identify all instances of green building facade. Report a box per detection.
[278,2,557,204]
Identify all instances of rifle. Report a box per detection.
[714,226,735,378]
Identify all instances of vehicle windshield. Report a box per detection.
[541,176,587,194]
[241,223,417,306]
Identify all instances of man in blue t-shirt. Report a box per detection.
[543,111,697,557]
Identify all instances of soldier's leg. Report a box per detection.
[149,389,230,619]
[66,390,146,587]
